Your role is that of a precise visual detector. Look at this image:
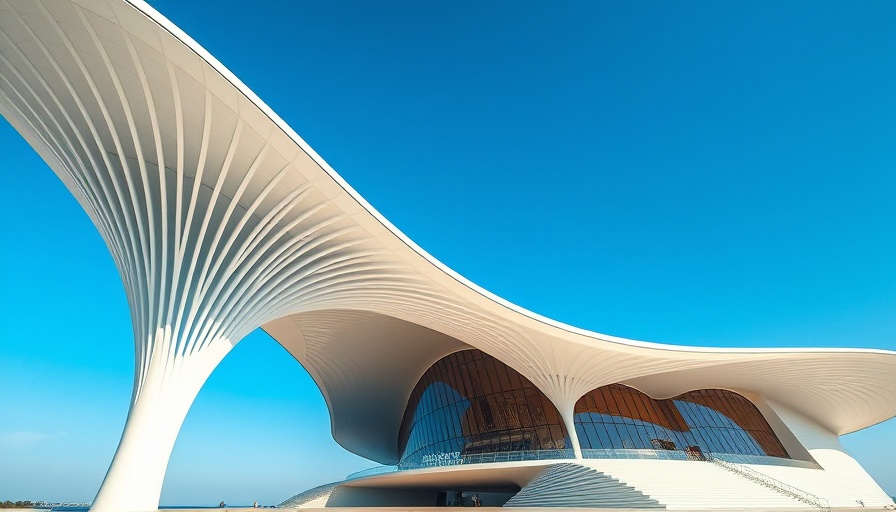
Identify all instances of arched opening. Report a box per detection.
[398,349,571,468]
[574,384,791,461]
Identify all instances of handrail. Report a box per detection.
[345,465,398,480]
[399,449,575,470]
[709,452,821,469]
[706,453,830,512]
[346,450,575,480]
[580,448,820,469]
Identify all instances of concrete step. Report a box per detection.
[505,463,665,508]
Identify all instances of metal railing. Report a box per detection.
[581,448,821,469]
[706,453,830,512]
[347,450,575,480]
[582,448,690,460]
[348,449,819,478]
[398,449,575,471]
[345,465,398,480]
[710,452,821,469]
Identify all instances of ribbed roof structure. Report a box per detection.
[1,1,893,511]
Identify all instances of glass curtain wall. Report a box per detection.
[398,349,569,468]
[574,384,789,458]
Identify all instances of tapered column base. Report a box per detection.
[91,335,231,512]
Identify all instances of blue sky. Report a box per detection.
[1,0,894,505]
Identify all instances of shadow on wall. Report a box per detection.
[326,486,517,507]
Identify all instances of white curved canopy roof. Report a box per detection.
[1,0,893,468]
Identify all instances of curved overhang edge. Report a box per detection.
[6,0,891,463]
[117,0,894,359]
[94,0,895,446]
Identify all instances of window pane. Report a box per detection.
[575,422,590,449]
[595,422,613,449]
[399,349,568,465]
[495,362,512,390]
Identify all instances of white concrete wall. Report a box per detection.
[752,393,816,462]
[765,400,892,507]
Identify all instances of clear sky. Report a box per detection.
[1,0,894,506]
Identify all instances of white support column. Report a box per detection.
[541,387,583,460]
[0,3,356,508]
[92,330,232,512]
[560,405,583,459]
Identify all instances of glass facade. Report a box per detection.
[398,349,570,467]
[574,384,789,459]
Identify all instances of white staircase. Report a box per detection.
[742,449,895,508]
[707,456,829,511]
[279,482,338,508]
[580,459,810,509]
[506,463,664,508]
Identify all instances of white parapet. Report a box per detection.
[762,400,894,508]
